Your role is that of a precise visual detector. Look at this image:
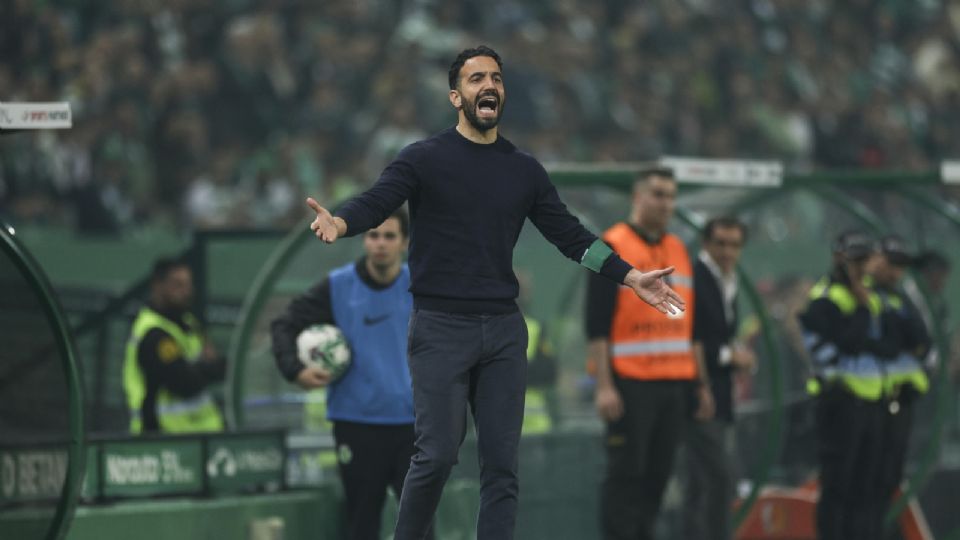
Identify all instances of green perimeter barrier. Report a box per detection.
[2,490,337,540]
[1,429,324,540]
[79,431,286,501]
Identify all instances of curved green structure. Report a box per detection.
[0,222,86,540]
[226,224,314,429]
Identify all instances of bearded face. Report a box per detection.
[461,88,503,132]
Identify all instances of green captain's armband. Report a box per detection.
[581,239,613,273]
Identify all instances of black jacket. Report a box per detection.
[692,259,738,423]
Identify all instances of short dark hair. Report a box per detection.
[387,207,409,238]
[151,257,189,284]
[703,216,748,243]
[448,46,503,90]
[633,167,675,193]
[636,167,675,183]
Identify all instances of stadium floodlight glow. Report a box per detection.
[659,156,783,187]
[941,161,960,185]
[0,101,72,131]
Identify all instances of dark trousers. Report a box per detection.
[682,419,735,540]
[332,421,433,540]
[601,379,688,540]
[394,310,527,540]
[878,394,916,539]
[816,387,884,540]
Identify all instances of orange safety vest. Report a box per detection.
[604,223,697,381]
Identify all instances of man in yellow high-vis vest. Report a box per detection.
[124,258,225,433]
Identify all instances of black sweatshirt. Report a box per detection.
[335,127,631,314]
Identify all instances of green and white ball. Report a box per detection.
[296,324,352,381]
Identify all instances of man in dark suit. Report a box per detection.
[683,216,756,540]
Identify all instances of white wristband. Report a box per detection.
[719,345,733,366]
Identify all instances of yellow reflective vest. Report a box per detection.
[803,278,885,401]
[124,307,224,433]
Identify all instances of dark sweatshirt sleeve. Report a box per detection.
[527,162,632,283]
[334,145,420,237]
[270,279,335,382]
[138,329,225,398]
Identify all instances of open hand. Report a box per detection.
[307,197,344,243]
[624,267,686,315]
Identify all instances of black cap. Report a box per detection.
[880,234,914,266]
[832,230,876,261]
[913,250,950,272]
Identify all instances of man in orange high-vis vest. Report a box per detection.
[586,168,712,540]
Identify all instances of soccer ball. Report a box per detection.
[296,324,352,381]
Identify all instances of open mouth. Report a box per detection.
[476,94,499,117]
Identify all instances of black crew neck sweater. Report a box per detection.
[335,126,631,313]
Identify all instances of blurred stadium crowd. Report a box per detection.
[2,0,960,232]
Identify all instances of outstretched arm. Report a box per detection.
[526,163,684,314]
